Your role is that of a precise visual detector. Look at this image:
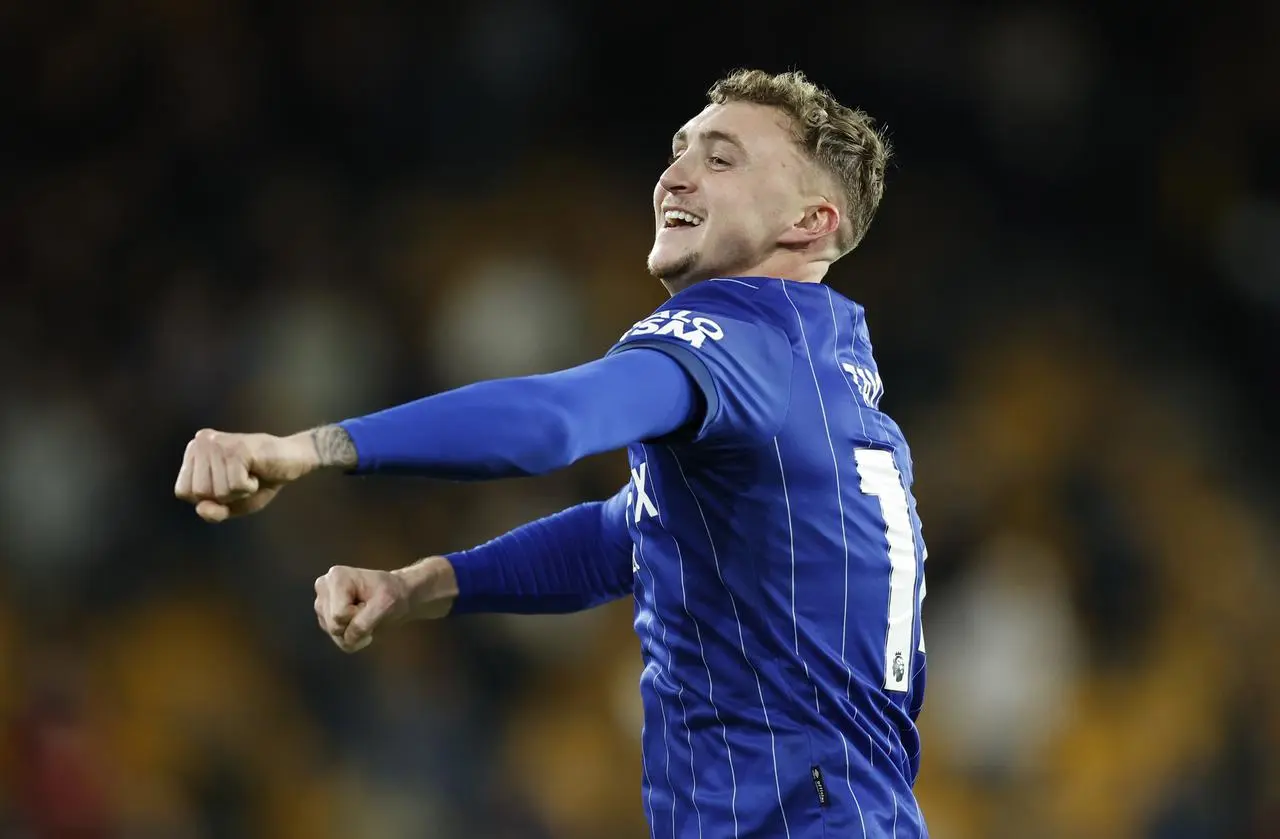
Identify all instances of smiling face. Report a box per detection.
[647,101,842,292]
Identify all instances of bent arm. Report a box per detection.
[331,348,699,479]
[435,486,634,615]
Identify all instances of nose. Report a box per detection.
[658,158,694,195]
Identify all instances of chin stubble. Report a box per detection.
[648,250,699,281]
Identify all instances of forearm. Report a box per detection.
[332,350,697,480]
[415,491,634,616]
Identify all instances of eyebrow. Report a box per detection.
[672,128,748,154]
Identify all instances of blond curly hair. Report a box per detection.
[709,69,892,255]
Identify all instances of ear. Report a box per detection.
[777,201,841,247]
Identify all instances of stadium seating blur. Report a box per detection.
[1,2,1276,837]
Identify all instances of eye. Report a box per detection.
[667,150,684,165]
[708,155,731,168]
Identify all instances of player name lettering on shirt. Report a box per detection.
[841,362,884,409]
[622,310,725,350]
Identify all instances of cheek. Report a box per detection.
[712,207,769,243]
[755,176,799,220]
[718,185,779,235]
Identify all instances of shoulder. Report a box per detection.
[609,279,798,445]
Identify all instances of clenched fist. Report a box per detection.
[314,560,458,653]
[173,427,339,522]
[314,565,411,652]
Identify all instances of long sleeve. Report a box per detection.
[447,485,634,614]
[338,348,699,479]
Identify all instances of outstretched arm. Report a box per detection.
[175,348,699,521]
[333,348,697,478]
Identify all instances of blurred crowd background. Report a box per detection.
[1,1,1277,837]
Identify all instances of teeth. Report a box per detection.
[664,209,703,226]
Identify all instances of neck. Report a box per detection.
[661,257,829,295]
[754,250,831,284]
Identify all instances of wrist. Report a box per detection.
[392,555,458,620]
[278,431,323,477]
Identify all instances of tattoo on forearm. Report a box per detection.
[311,425,358,468]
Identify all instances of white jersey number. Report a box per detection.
[855,449,921,693]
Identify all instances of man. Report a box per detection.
[176,69,928,838]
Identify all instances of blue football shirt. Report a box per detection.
[606,277,929,839]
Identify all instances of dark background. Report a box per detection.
[1,2,1276,837]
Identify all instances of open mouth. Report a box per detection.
[662,209,704,229]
